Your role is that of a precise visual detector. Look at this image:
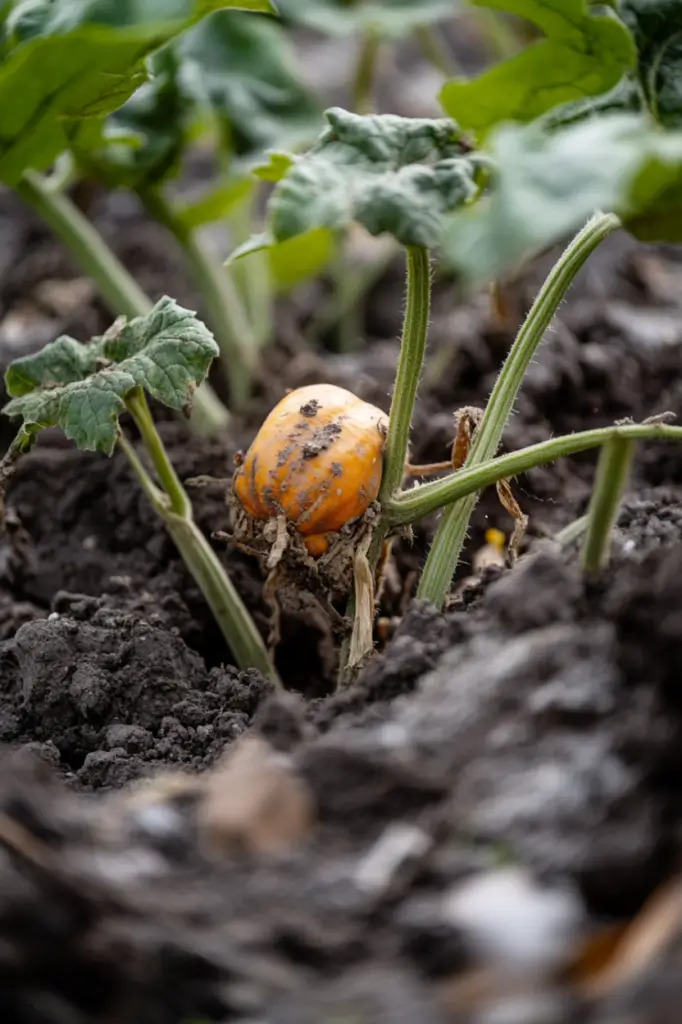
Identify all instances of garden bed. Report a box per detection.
[2,181,682,1019]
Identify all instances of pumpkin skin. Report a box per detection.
[233,384,388,554]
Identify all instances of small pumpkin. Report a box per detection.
[233,384,388,555]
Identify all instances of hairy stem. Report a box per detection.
[139,185,256,409]
[385,422,682,525]
[581,435,635,575]
[14,171,228,437]
[125,389,191,518]
[417,212,621,606]
[119,391,280,684]
[367,246,431,569]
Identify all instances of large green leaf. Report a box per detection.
[3,297,218,454]
[274,0,457,39]
[254,107,480,249]
[0,0,275,184]
[177,9,322,158]
[76,8,320,189]
[76,45,188,188]
[6,0,275,36]
[440,0,635,136]
[441,114,682,283]
[621,0,682,129]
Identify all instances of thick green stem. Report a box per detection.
[380,247,431,503]
[417,212,621,606]
[367,246,431,568]
[119,390,280,685]
[352,30,382,113]
[139,186,256,409]
[581,436,635,575]
[14,171,228,437]
[385,422,682,526]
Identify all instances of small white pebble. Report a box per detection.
[444,867,584,972]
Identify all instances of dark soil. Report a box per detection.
[4,87,682,1022]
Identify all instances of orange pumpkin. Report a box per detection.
[233,384,388,555]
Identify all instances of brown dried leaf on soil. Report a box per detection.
[196,735,315,856]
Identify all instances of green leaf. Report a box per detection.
[75,46,188,188]
[6,0,276,37]
[261,107,480,250]
[3,297,218,454]
[227,226,336,291]
[77,9,319,191]
[0,0,277,184]
[620,0,682,129]
[269,227,335,291]
[536,74,644,131]
[252,150,294,181]
[176,177,254,229]
[440,0,636,135]
[441,114,682,284]
[176,10,322,160]
[274,0,457,39]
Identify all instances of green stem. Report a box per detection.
[415,24,459,76]
[120,390,280,685]
[553,514,589,548]
[352,30,382,114]
[14,171,228,438]
[332,229,362,353]
[417,212,621,606]
[581,436,635,575]
[138,185,257,409]
[473,7,520,60]
[227,188,273,350]
[125,388,191,518]
[385,422,682,526]
[307,240,396,346]
[380,247,431,504]
[367,246,431,568]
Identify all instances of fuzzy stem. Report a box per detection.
[581,436,635,575]
[380,247,431,503]
[138,185,257,410]
[119,391,280,684]
[417,212,621,606]
[366,246,431,571]
[14,171,228,437]
[385,422,682,526]
[352,30,382,113]
[125,389,192,518]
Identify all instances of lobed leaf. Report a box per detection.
[258,107,480,249]
[440,114,682,284]
[274,0,457,39]
[177,10,322,160]
[440,0,635,136]
[0,0,275,184]
[3,297,219,454]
